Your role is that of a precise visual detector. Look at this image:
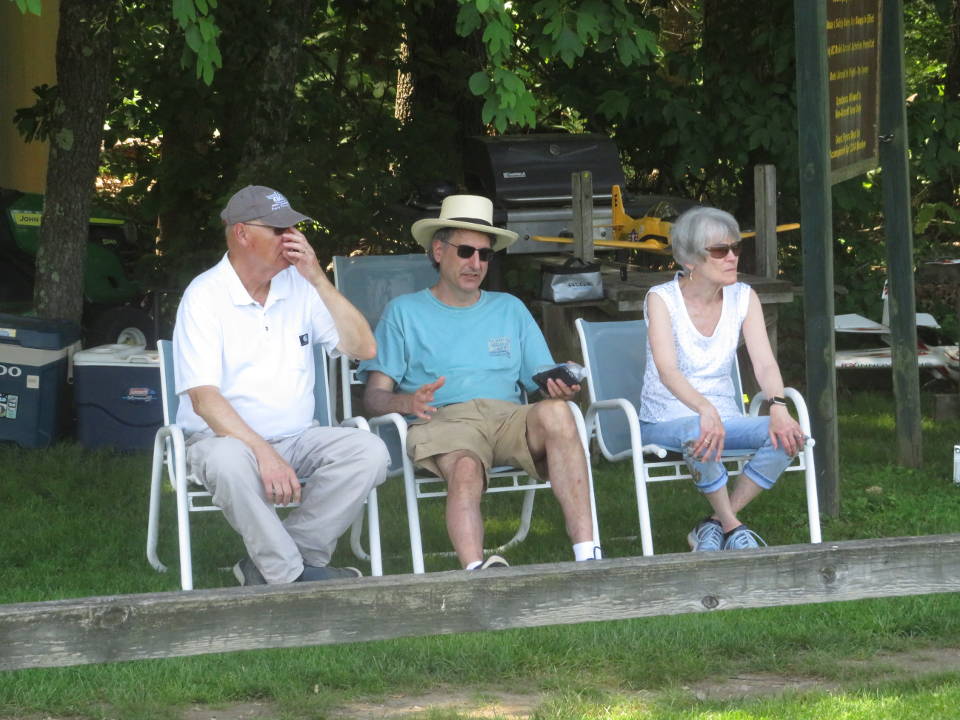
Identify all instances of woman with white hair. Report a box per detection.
[638,206,806,551]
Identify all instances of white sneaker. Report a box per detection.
[480,554,510,569]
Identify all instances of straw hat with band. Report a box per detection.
[411,195,518,253]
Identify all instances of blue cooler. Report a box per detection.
[0,313,81,448]
[73,344,162,451]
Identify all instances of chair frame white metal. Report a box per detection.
[332,253,600,573]
[146,339,382,590]
[575,317,821,556]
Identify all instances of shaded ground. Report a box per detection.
[6,648,960,720]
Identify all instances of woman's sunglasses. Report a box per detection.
[442,238,494,262]
[704,241,743,259]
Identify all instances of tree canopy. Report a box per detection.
[8,0,960,340]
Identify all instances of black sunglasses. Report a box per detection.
[442,238,494,262]
[704,241,743,259]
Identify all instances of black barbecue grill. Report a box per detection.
[462,133,625,254]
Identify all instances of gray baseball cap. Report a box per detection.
[220,185,312,227]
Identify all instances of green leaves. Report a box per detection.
[173,0,221,85]
[468,72,490,96]
[481,17,512,56]
[458,0,658,131]
[597,90,629,120]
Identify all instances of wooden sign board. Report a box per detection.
[827,0,883,184]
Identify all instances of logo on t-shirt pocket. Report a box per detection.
[299,333,309,346]
[488,336,511,358]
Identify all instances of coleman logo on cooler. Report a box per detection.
[123,387,157,403]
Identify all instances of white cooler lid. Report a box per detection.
[73,343,160,367]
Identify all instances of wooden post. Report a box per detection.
[754,165,778,279]
[754,164,779,359]
[571,171,594,263]
[879,0,922,467]
[794,0,840,517]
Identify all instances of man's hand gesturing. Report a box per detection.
[408,377,445,420]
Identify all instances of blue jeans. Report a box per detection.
[639,415,795,494]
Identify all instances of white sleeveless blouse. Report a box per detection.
[638,273,751,423]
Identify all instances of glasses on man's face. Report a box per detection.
[244,222,286,236]
[704,241,743,259]
[442,238,494,262]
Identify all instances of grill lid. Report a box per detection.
[463,134,625,208]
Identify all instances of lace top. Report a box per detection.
[638,273,751,423]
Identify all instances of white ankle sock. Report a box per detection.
[465,560,482,570]
[573,541,600,561]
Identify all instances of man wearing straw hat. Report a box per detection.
[361,194,601,570]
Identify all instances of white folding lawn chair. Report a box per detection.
[576,317,821,556]
[146,339,382,590]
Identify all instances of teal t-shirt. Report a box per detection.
[358,289,554,407]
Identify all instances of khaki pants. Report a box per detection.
[187,425,389,583]
[406,399,543,483]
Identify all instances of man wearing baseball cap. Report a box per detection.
[172,185,389,585]
[360,194,601,570]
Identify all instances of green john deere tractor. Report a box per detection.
[0,187,156,348]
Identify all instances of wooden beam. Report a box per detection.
[794,0,841,516]
[4,535,960,671]
[879,0,923,468]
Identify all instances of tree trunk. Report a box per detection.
[947,0,960,103]
[232,0,312,187]
[153,23,217,265]
[34,0,116,325]
[403,0,485,180]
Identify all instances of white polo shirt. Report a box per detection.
[173,253,340,439]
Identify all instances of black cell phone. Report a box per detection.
[532,365,578,392]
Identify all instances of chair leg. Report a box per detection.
[170,433,194,591]
[496,485,536,552]
[366,487,382,576]
[175,492,193,591]
[803,444,822,544]
[403,457,426,574]
[146,431,169,573]
[633,450,655,556]
[349,511,369,563]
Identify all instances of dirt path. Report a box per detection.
[181,647,960,719]
[7,647,960,720]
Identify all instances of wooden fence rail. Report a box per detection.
[3,535,960,671]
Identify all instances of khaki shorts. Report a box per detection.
[406,399,544,483]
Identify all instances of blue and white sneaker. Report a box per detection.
[687,518,724,551]
[722,525,767,550]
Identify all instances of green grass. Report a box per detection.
[1,390,959,718]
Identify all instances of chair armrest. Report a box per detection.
[366,412,412,471]
[339,415,371,432]
[748,388,816,447]
[367,411,409,437]
[583,398,668,461]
